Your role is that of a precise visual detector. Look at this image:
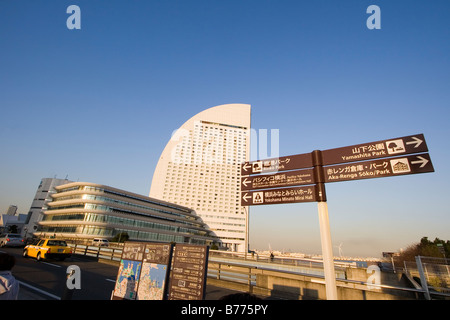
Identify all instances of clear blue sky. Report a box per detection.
[1,1,449,257]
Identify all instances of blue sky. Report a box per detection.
[1,1,449,257]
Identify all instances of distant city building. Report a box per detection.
[0,214,27,234]
[6,205,18,216]
[35,181,218,246]
[1,205,26,234]
[23,177,73,238]
[149,104,251,252]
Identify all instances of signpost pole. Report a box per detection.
[317,201,338,300]
[240,134,433,301]
[312,150,338,300]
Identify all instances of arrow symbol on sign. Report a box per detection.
[241,178,251,187]
[411,156,429,168]
[406,136,423,148]
[242,162,251,172]
[242,193,251,202]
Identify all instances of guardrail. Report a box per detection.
[206,260,443,300]
[208,249,359,268]
[67,244,449,300]
[208,260,257,293]
[69,243,122,261]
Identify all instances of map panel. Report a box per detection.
[137,262,168,300]
[113,259,142,300]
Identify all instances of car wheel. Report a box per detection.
[23,249,28,257]
[36,252,42,261]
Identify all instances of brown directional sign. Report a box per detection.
[321,134,428,166]
[324,153,434,183]
[241,185,317,206]
[168,244,209,300]
[239,134,434,206]
[241,168,315,190]
[241,152,313,176]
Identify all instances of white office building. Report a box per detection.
[36,182,217,246]
[23,177,72,238]
[149,103,251,252]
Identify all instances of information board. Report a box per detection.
[112,242,175,300]
[168,244,209,300]
[112,242,146,300]
[136,243,173,300]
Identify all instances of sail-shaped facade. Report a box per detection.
[149,104,251,252]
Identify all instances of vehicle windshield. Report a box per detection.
[47,240,68,246]
[7,234,21,238]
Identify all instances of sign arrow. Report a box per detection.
[242,193,251,202]
[411,155,429,168]
[406,136,424,149]
[241,162,251,172]
[241,177,251,187]
[322,134,428,165]
[324,153,434,183]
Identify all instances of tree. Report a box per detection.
[394,236,449,265]
[8,225,18,233]
[388,142,398,153]
[111,232,129,243]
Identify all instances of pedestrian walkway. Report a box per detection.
[17,282,256,300]
[18,281,53,300]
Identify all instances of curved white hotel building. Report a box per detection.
[36,182,217,245]
[149,104,251,252]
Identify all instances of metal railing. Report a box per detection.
[69,243,123,261]
[67,243,450,300]
[207,261,257,293]
[404,256,450,299]
[209,249,359,268]
[206,259,434,300]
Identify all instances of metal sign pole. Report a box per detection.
[313,150,338,300]
[240,134,434,300]
[317,201,338,300]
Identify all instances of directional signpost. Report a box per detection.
[324,153,434,183]
[241,185,317,206]
[241,133,434,300]
[321,134,428,166]
[241,168,315,191]
[241,153,313,175]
